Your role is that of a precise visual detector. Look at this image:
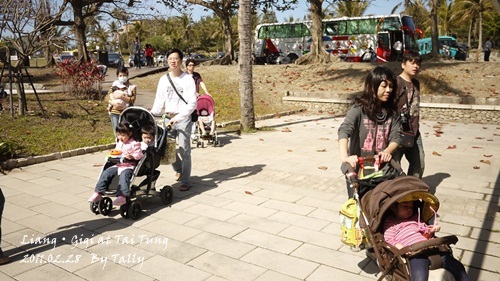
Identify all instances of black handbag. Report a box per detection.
[166,73,197,122]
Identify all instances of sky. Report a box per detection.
[188,0,404,22]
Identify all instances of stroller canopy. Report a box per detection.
[361,176,439,233]
[197,94,215,116]
[119,106,159,141]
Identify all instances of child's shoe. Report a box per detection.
[113,196,127,206]
[88,192,102,203]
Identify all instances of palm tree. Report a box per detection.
[108,21,120,53]
[454,0,494,61]
[335,0,368,17]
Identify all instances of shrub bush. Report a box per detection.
[54,59,104,99]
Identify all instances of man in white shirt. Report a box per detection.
[151,48,197,191]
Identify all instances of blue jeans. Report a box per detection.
[0,188,4,256]
[393,131,425,178]
[169,118,193,187]
[110,113,120,138]
[410,253,470,281]
[95,166,133,197]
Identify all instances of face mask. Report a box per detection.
[118,76,128,83]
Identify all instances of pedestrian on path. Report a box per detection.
[393,50,425,179]
[133,37,141,69]
[338,66,401,198]
[484,37,492,62]
[0,188,11,265]
[106,67,137,138]
[150,48,197,192]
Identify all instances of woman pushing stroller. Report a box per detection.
[338,66,401,198]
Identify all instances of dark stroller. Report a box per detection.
[193,94,219,147]
[340,156,404,250]
[361,176,461,281]
[89,106,174,220]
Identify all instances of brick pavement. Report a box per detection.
[0,112,499,280]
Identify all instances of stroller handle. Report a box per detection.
[342,155,403,192]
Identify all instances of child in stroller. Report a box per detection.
[88,121,143,206]
[361,176,469,281]
[193,93,219,147]
[89,107,174,219]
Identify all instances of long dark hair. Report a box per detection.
[355,66,398,120]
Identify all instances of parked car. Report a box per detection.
[129,52,147,67]
[183,53,211,66]
[108,52,124,68]
[156,54,167,66]
[57,54,76,63]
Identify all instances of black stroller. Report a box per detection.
[89,106,174,220]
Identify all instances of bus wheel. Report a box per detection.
[288,54,298,63]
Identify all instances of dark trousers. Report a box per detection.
[0,188,4,256]
[410,254,470,281]
[95,166,133,197]
[484,51,491,62]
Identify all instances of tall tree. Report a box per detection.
[296,0,331,64]
[238,0,255,130]
[160,0,297,61]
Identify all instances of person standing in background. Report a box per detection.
[133,37,141,69]
[484,37,492,62]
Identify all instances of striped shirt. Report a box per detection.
[383,214,430,247]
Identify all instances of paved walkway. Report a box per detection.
[0,112,499,280]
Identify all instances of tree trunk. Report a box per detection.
[430,0,439,55]
[221,13,234,60]
[476,12,482,62]
[238,0,255,131]
[296,0,331,64]
[72,2,89,62]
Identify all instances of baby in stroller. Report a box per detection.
[193,93,219,147]
[384,199,470,281]
[361,176,469,281]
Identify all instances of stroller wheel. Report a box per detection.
[120,204,129,218]
[196,141,202,148]
[128,201,142,220]
[89,202,100,215]
[98,197,113,216]
[160,185,174,205]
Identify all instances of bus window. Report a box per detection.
[337,21,347,35]
[358,18,378,34]
[346,20,358,34]
[380,17,400,30]
[323,22,337,36]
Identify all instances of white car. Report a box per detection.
[156,55,167,66]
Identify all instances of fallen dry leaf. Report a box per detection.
[432,151,442,156]
[318,166,328,170]
[487,139,493,142]
[484,154,493,157]
[288,149,293,152]
[245,191,253,195]
[473,166,480,169]
[281,127,291,133]
[480,160,491,165]
[93,164,103,167]
[471,146,483,149]
[475,137,484,139]
[316,149,327,152]
[319,137,330,140]
[447,145,457,149]
[259,138,264,141]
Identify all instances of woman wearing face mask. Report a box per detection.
[106,66,137,137]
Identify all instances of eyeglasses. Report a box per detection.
[168,57,181,62]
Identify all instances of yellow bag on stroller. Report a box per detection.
[340,198,366,249]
